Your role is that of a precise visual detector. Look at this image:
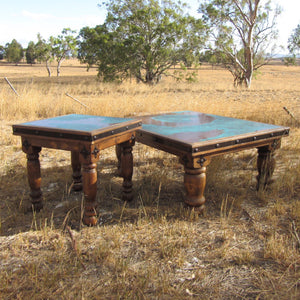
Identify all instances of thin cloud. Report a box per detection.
[20,10,103,28]
[80,15,104,26]
[21,10,55,20]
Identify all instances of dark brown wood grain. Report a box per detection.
[115,140,135,201]
[14,118,141,226]
[71,151,82,192]
[256,140,280,191]
[25,146,43,211]
[120,139,135,202]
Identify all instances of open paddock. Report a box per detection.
[0,60,299,299]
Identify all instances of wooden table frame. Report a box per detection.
[118,111,290,210]
[13,114,141,226]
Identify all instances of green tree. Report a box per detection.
[26,41,37,64]
[51,28,78,76]
[199,50,219,69]
[78,0,207,84]
[288,24,300,57]
[5,39,23,64]
[35,34,53,76]
[283,55,296,66]
[199,0,281,88]
[78,25,118,70]
[0,45,4,60]
[78,24,138,82]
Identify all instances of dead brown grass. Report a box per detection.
[0,60,299,299]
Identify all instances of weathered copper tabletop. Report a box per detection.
[13,114,141,143]
[133,111,290,209]
[13,114,142,225]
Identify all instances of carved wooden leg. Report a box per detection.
[115,144,122,177]
[257,145,276,191]
[71,151,82,191]
[81,160,98,226]
[184,166,207,210]
[26,146,43,211]
[120,140,134,201]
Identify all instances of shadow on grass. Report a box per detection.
[0,152,264,237]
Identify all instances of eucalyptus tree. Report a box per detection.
[26,41,37,64]
[199,0,281,88]
[35,34,53,76]
[78,24,127,80]
[0,45,4,60]
[78,0,207,84]
[51,28,78,76]
[5,39,23,64]
[288,24,300,57]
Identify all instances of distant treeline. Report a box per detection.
[0,0,299,87]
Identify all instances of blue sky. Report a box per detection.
[0,0,106,46]
[0,0,299,53]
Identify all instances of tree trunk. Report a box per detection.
[57,60,61,77]
[145,70,155,84]
[245,73,252,88]
[244,46,253,88]
[46,60,51,77]
[57,58,64,77]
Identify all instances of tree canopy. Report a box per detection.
[0,45,4,60]
[78,0,208,84]
[0,0,292,87]
[5,39,23,64]
[26,41,36,64]
[288,24,300,57]
[199,0,281,88]
[34,34,54,76]
[50,28,78,76]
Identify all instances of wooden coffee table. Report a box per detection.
[128,111,289,210]
[13,114,141,225]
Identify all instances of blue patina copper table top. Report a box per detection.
[137,111,290,154]
[13,114,142,142]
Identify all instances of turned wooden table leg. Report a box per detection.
[80,147,100,226]
[181,156,211,210]
[71,151,82,191]
[26,146,43,211]
[115,144,122,177]
[184,166,207,210]
[257,142,279,191]
[81,161,98,226]
[120,140,135,202]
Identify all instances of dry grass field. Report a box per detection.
[0,60,299,299]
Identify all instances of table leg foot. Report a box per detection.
[71,151,82,191]
[257,143,278,191]
[82,209,98,226]
[82,162,98,226]
[26,146,43,211]
[184,166,207,210]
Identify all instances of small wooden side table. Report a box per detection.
[13,114,142,226]
[129,111,290,210]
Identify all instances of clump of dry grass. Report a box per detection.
[1,217,299,299]
[0,60,299,299]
